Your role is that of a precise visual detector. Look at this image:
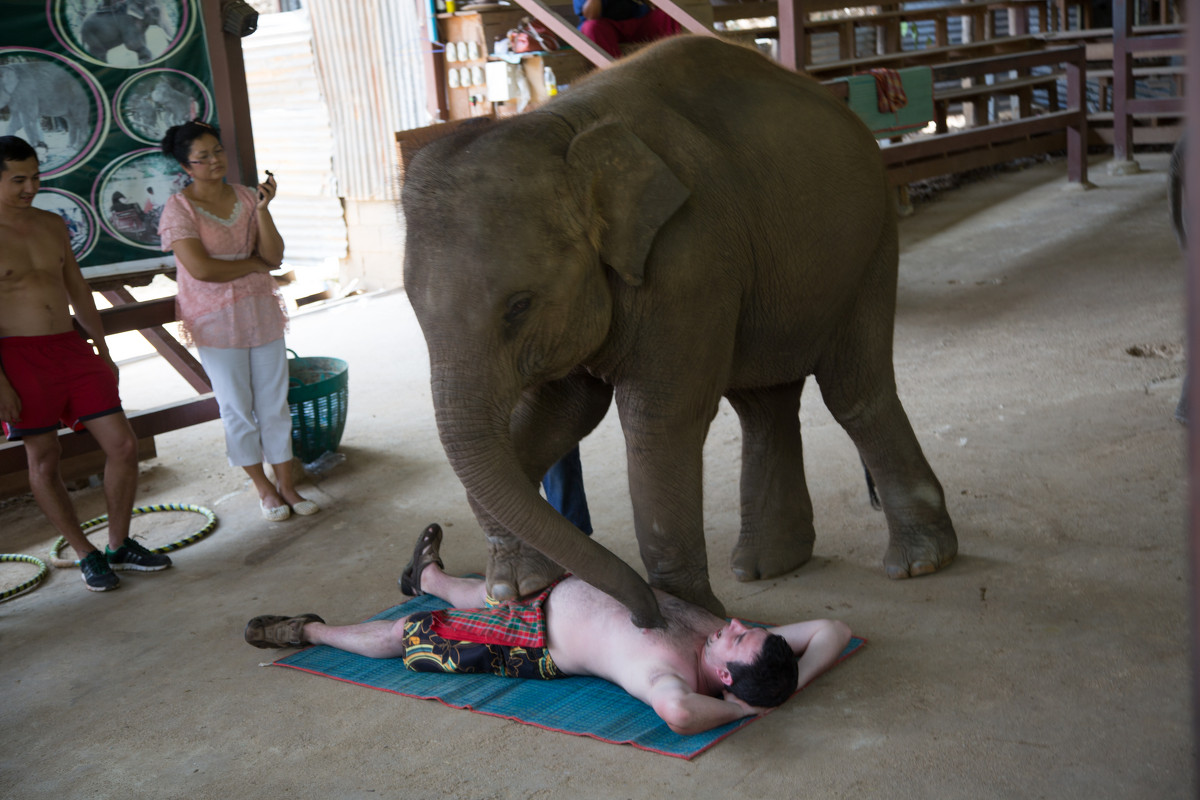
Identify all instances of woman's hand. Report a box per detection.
[256,172,277,211]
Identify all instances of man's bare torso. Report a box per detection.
[544,577,724,707]
[0,208,74,338]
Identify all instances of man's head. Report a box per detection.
[0,136,39,210]
[705,619,799,709]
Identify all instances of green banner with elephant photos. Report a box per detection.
[2,0,217,272]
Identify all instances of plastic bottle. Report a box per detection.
[544,66,557,97]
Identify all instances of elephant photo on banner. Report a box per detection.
[402,36,959,629]
[0,51,104,175]
[52,0,190,69]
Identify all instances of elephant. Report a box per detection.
[401,35,958,628]
[81,0,163,65]
[0,61,90,153]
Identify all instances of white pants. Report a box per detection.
[198,338,293,467]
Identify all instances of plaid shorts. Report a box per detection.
[401,578,565,680]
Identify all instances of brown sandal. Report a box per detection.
[244,613,324,649]
[399,523,444,596]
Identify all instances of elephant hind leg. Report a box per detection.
[725,383,815,582]
[814,238,957,579]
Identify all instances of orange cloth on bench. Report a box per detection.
[864,68,908,113]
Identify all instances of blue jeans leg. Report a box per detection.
[542,446,593,535]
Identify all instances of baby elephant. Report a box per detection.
[402,35,958,628]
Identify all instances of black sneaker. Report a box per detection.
[80,550,120,592]
[106,537,172,572]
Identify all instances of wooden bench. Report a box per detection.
[818,39,1088,190]
[0,296,219,495]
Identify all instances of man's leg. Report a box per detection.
[302,566,488,655]
[22,430,93,557]
[80,411,138,549]
[22,429,121,590]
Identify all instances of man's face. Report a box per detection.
[0,157,40,210]
[704,618,769,680]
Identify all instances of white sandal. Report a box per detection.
[291,499,320,516]
[261,501,291,522]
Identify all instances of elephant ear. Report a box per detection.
[566,122,689,286]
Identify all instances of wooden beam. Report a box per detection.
[100,289,211,394]
[200,0,256,185]
[649,0,717,35]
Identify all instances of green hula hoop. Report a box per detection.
[0,554,49,601]
[50,503,218,568]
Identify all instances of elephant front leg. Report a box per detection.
[480,372,614,601]
[469,494,564,601]
[726,385,816,582]
[620,391,726,618]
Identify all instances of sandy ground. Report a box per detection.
[0,152,1192,799]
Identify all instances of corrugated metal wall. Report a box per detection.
[304,0,430,201]
[243,8,348,266]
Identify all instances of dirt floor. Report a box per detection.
[0,152,1193,799]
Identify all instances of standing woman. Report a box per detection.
[158,119,318,521]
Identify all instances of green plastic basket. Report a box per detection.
[286,349,349,463]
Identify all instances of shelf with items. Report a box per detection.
[438,8,523,119]
[436,6,596,119]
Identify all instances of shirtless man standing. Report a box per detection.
[246,524,852,735]
[0,135,171,591]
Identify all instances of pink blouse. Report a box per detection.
[158,183,287,349]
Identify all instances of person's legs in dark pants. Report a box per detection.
[542,445,593,534]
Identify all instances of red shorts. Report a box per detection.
[0,332,122,440]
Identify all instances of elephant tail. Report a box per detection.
[861,456,882,511]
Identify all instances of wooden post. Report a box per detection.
[1109,0,1139,172]
[777,0,805,71]
[200,0,256,185]
[1065,52,1088,185]
[1185,4,1200,791]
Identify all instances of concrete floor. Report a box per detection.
[0,153,1193,799]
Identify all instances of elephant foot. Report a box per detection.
[730,527,815,583]
[687,585,726,619]
[883,517,958,579]
[485,537,564,602]
[647,573,726,618]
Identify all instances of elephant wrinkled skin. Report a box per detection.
[401,36,958,628]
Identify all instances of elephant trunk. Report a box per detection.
[431,370,665,629]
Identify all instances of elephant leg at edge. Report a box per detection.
[815,235,957,578]
[726,384,816,582]
[817,367,957,579]
[483,372,614,601]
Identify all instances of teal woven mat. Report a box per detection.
[274,594,865,759]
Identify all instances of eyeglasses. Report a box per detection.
[187,147,226,165]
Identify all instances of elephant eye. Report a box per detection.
[504,293,533,323]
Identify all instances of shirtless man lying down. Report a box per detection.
[245,523,852,735]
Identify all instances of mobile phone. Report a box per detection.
[259,170,273,201]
